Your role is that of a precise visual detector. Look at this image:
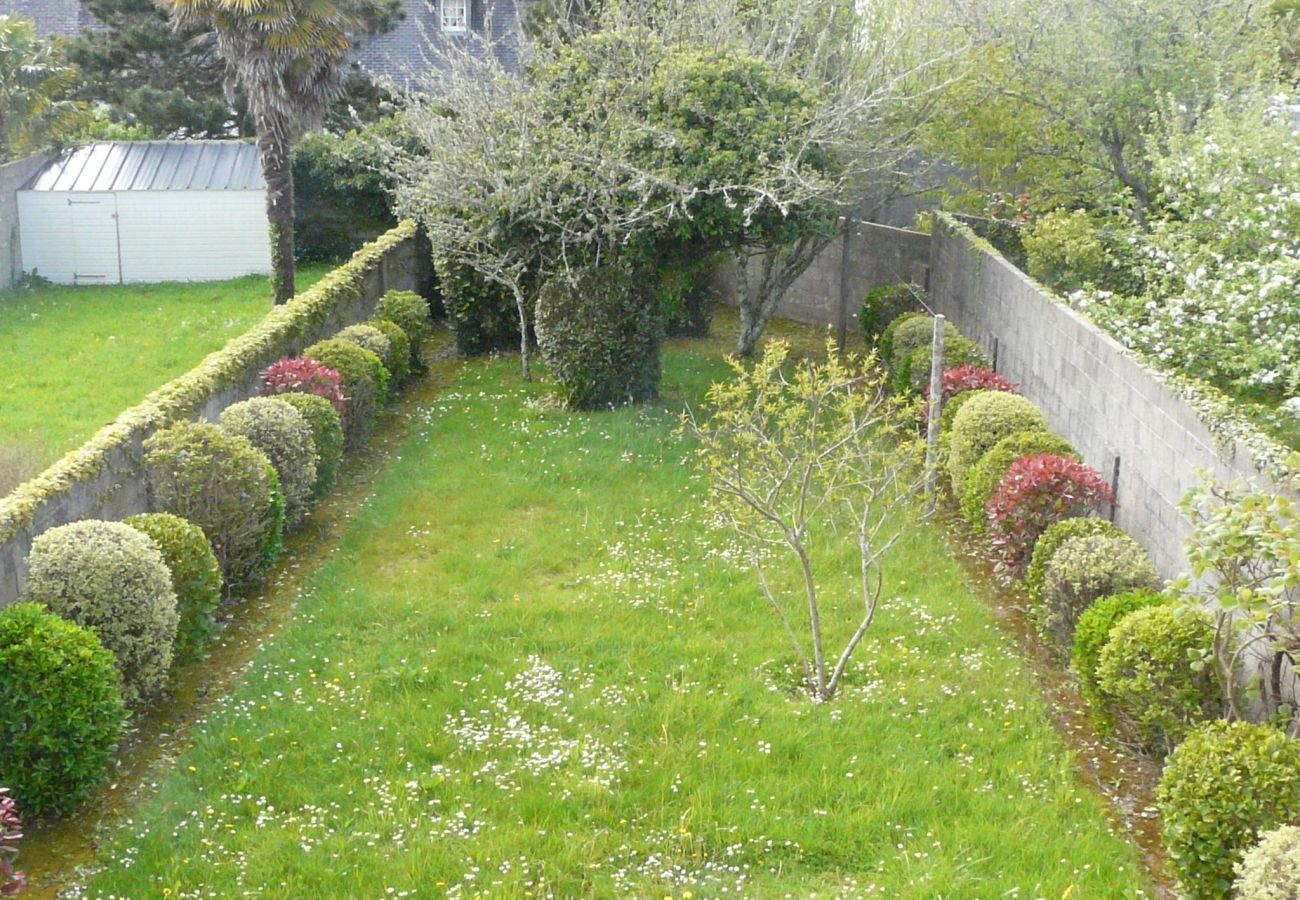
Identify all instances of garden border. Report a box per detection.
[0,222,425,605]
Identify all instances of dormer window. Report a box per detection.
[440,0,468,33]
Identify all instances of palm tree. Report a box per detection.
[0,15,79,162]
[157,0,364,304]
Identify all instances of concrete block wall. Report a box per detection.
[928,220,1285,579]
[0,153,51,289]
[0,235,424,605]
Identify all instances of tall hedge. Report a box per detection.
[435,257,522,356]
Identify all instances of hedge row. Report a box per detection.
[875,293,1300,899]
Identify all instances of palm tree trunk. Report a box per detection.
[257,123,296,305]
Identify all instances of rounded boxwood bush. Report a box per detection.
[1026,517,1128,602]
[947,392,1049,496]
[275,392,343,499]
[0,603,127,817]
[897,334,989,395]
[367,318,411,386]
[877,311,924,366]
[1157,721,1300,899]
[1235,824,1300,900]
[124,513,222,665]
[960,431,1077,533]
[22,520,178,708]
[304,338,387,450]
[535,267,662,410]
[1071,588,1168,704]
[218,397,318,528]
[1040,533,1160,647]
[145,420,283,590]
[376,289,431,371]
[887,314,959,371]
[1096,604,1219,755]
[335,323,392,372]
[859,283,925,345]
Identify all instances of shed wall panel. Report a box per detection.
[116,191,271,283]
[16,191,77,283]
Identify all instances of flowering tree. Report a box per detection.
[688,340,925,701]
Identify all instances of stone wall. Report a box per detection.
[0,230,425,605]
[0,153,51,289]
[927,220,1285,579]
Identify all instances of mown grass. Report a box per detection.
[0,266,330,485]
[73,318,1151,898]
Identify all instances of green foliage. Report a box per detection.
[860,284,925,345]
[1096,604,1219,755]
[434,258,523,357]
[888,315,959,371]
[334,325,392,377]
[22,520,179,707]
[292,125,399,260]
[365,319,411,386]
[960,431,1077,533]
[658,255,721,338]
[0,603,127,817]
[0,14,82,161]
[935,388,985,464]
[124,513,222,665]
[1157,721,1300,899]
[1072,589,1168,705]
[217,397,318,527]
[1023,209,1106,293]
[1235,823,1300,900]
[144,420,282,590]
[896,335,988,395]
[535,267,663,410]
[1039,533,1160,647]
[375,289,432,371]
[946,392,1049,496]
[303,338,386,449]
[1026,516,1127,603]
[274,392,343,499]
[878,312,925,369]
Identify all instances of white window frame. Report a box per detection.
[439,0,469,33]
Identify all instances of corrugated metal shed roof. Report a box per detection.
[22,142,265,192]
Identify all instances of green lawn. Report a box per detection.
[0,266,330,490]
[72,321,1151,898]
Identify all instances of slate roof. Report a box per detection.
[23,141,265,192]
[0,0,97,36]
[354,0,529,83]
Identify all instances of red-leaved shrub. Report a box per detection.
[0,788,25,895]
[922,365,1017,422]
[260,358,345,414]
[986,453,1114,574]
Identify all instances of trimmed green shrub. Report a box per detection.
[1096,604,1220,756]
[218,398,318,528]
[936,388,986,465]
[0,603,127,817]
[367,318,412,385]
[1040,533,1160,647]
[1235,824,1300,900]
[896,335,989,394]
[1157,721,1300,899]
[887,314,959,371]
[435,257,522,356]
[878,311,925,367]
[860,283,925,345]
[1026,517,1128,603]
[961,431,1077,533]
[22,520,179,707]
[144,421,283,590]
[947,392,1049,496]
[535,267,663,410]
[335,324,392,378]
[275,392,343,499]
[1072,589,1168,704]
[124,513,222,664]
[303,338,387,450]
[376,289,432,371]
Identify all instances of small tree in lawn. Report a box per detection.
[688,339,925,701]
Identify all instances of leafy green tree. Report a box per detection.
[0,15,80,161]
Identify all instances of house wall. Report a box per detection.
[0,153,52,289]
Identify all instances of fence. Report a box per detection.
[0,153,51,290]
[0,223,426,605]
[755,217,1289,580]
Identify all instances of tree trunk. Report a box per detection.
[257,122,296,305]
[512,284,531,382]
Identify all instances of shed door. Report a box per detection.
[68,194,122,285]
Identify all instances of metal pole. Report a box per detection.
[924,314,946,511]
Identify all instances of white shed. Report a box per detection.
[16,141,271,285]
